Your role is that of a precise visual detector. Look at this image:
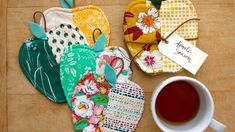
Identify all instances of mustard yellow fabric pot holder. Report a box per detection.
[123,0,198,75]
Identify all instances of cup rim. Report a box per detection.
[151,76,214,132]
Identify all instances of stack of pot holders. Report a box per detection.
[123,0,198,75]
[18,1,145,132]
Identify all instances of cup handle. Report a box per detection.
[209,118,226,132]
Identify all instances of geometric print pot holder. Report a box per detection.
[101,80,145,132]
[40,5,110,47]
[160,0,198,73]
[123,0,198,75]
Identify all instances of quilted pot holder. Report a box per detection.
[96,46,132,82]
[18,21,62,102]
[39,5,110,47]
[123,0,198,75]
[101,80,145,132]
[19,37,65,103]
[71,64,116,131]
[60,33,107,107]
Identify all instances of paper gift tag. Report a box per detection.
[158,33,208,75]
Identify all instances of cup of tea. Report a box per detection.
[151,76,226,132]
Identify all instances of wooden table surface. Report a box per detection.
[0,0,234,131]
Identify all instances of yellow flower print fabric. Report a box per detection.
[72,5,110,47]
[123,0,198,75]
[123,0,163,75]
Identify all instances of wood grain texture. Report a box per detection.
[1,0,235,131]
[7,0,234,8]
[0,0,7,131]
[7,0,132,8]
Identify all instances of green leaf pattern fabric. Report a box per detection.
[18,38,66,103]
[90,94,109,107]
[60,45,97,107]
[74,118,88,130]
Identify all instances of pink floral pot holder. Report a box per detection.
[71,73,113,131]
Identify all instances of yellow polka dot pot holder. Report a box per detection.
[123,0,198,75]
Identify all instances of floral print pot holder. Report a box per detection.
[18,11,86,103]
[71,60,144,132]
[71,67,115,131]
[123,0,198,75]
[39,4,110,47]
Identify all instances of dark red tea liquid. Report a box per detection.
[155,81,200,124]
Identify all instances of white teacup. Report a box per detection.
[151,76,226,132]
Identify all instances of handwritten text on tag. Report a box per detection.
[158,34,208,75]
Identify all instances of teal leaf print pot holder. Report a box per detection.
[60,33,107,107]
[60,45,97,107]
[19,38,65,103]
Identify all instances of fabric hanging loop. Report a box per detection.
[92,28,102,43]
[110,57,125,78]
[33,11,47,32]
